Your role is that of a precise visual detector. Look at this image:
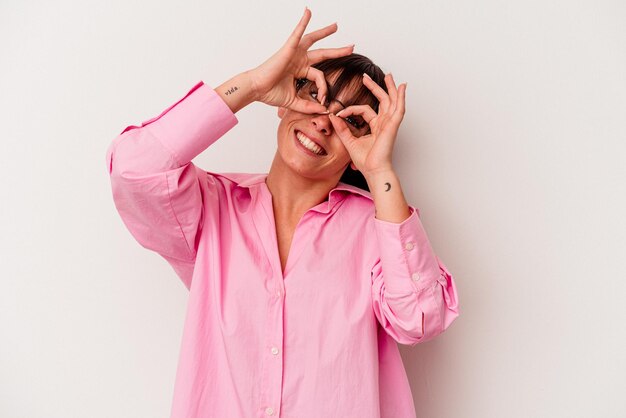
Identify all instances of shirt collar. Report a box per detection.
[211,172,373,213]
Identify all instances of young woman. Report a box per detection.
[106,7,459,418]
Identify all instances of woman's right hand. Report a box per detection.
[247,7,354,114]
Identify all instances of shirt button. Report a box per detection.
[411,272,420,281]
[405,242,414,250]
[271,346,279,355]
[265,407,275,415]
[276,290,281,297]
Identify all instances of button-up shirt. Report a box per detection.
[106,80,460,418]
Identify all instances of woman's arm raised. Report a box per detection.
[105,81,238,289]
[106,7,353,288]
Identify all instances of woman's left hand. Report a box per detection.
[328,72,407,177]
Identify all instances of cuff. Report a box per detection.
[373,205,443,293]
[121,81,239,166]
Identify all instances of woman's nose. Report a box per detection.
[311,113,334,135]
[311,104,343,134]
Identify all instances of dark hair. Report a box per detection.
[295,53,389,192]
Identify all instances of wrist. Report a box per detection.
[215,71,257,114]
[363,166,395,181]
[242,69,259,102]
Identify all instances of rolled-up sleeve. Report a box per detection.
[105,81,238,289]
[371,206,460,346]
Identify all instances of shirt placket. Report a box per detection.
[249,183,338,417]
[247,188,285,417]
[253,183,308,417]
[259,284,285,418]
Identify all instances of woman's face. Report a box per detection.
[275,74,371,182]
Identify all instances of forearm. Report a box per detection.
[215,71,257,114]
[364,169,412,223]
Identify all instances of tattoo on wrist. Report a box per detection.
[224,86,240,95]
[384,182,391,192]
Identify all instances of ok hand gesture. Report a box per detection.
[329,73,407,176]
[248,7,354,114]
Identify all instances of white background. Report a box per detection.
[1,1,625,417]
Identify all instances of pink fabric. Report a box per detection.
[106,81,460,418]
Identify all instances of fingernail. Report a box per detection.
[363,73,371,79]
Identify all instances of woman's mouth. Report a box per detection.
[294,130,327,156]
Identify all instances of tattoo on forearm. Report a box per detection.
[384,182,391,192]
[224,86,240,95]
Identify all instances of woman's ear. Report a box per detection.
[277,107,286,119]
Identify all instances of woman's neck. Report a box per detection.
[264,159,340,219]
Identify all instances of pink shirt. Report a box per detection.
[106,80,460,418]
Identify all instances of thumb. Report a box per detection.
[329,113,355,148]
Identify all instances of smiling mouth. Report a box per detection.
[294,130,327,156]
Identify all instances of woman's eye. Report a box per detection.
[346,116,364,129]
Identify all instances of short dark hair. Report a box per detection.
[295,53,389,192]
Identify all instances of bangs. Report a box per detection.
[308,54,389,114]
[324,69,378,111]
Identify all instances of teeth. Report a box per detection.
[296,131,325,155]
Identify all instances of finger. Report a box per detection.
[362,73,391,112]
[392,83,407,122]
[301,22,339,49]
[285,7,312,49]
[328,113,357,143]
[307,45,354,65]
[385,73,398,110]
[335,104,378,125]
[306,67,328,106]
[289,96,330,115]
